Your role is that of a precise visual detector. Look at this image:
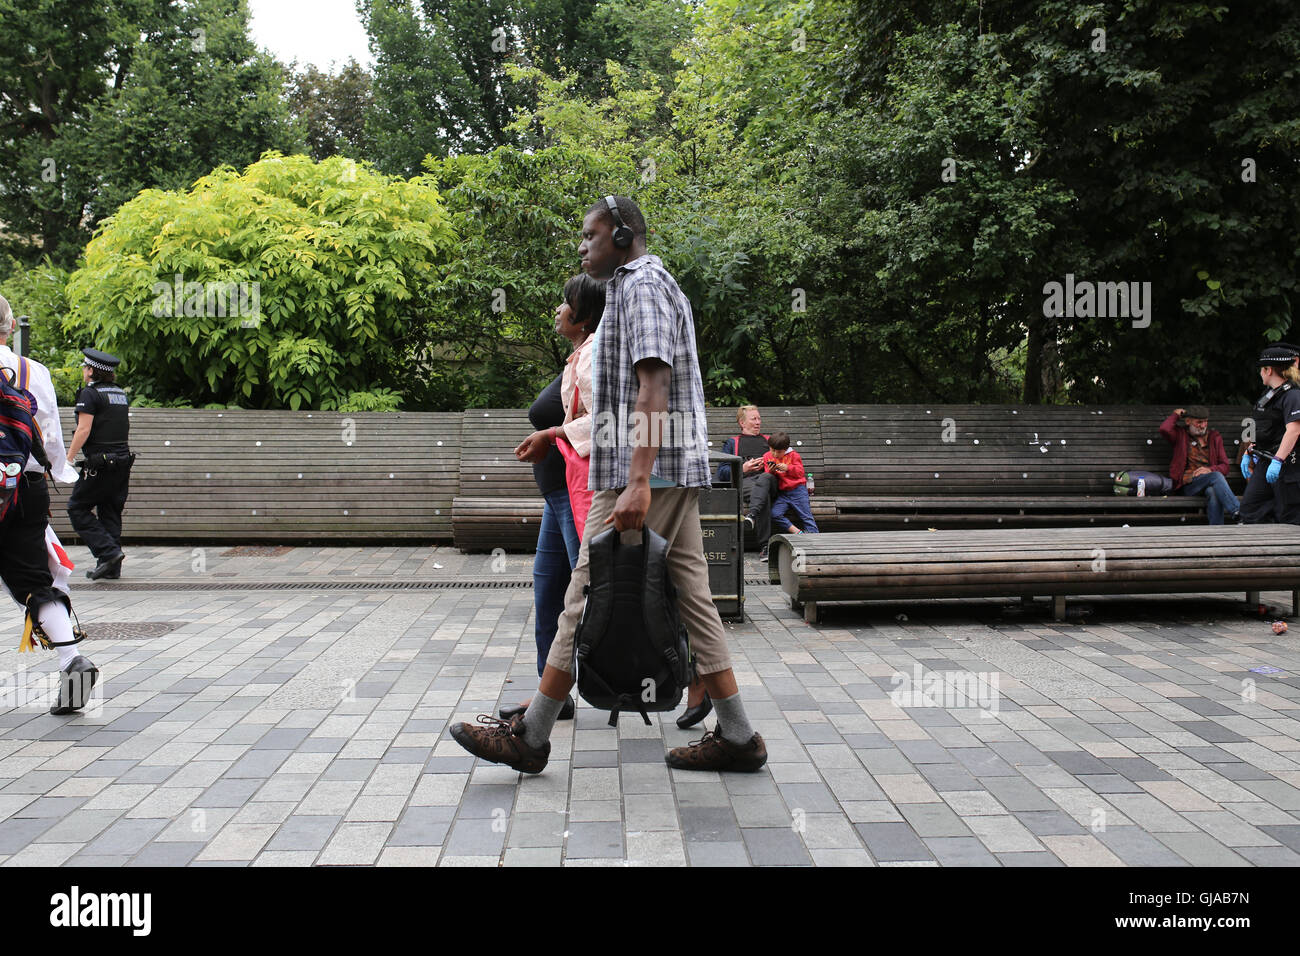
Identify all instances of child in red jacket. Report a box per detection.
[763,431,819,533]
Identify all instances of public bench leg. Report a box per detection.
[1246,590,1260,610]
[1052,595,1066,622]
[804,601,818,624]
[1293,590,1299,617]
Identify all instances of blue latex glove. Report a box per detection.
[1267,457,1283,484]
[1241,455,1253,480]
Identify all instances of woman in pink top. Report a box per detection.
[502,276,604,721]
[515,275,603,536]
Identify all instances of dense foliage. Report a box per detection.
[1,0,1296,409]
[63,154,454,410]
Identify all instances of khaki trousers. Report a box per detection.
[544,487,733,676]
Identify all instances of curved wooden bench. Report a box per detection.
[768,526,1300,623]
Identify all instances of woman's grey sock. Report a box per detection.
[522,692,565,749]
[712,693,755,746]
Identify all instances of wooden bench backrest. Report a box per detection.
[456,408,538,497]
[814,404,1249,497]
[48,408,462,541]
[41,403,1252,544]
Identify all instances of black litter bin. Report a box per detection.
[701,452,744,622]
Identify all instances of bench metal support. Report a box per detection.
[1052,595,1066,621]
[1246,590,1260,609]
[803,601,819,624]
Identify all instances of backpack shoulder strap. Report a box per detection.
[642,528,675,632]
[16,357,29,392]
[641,527,683,665]
[573,528,616,662]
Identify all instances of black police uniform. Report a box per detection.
[1239,381,1300,523]
[67,353,133,568]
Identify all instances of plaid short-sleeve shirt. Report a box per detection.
[588,254,711,490]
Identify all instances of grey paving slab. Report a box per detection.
[0,547,1297,866]
[925,836,1000,866]
[1096,828,1191,866]
[685,841,751,866]
[266,814,342,852]
[681,806,742,843]
[741,827,812,866]
[854,822,933,862]
[565,822,623,860]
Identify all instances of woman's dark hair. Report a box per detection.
[90,368,115,384]
[563,274,606,334]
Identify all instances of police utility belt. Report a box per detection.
[78,451,135,475]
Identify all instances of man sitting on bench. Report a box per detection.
[1160,405,1241,524]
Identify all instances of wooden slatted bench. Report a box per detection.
[768,526,1300,623]
[451,409,542,552]
[814,404,1248,530]
[48,408,462,543]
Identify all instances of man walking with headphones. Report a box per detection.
[450,195,767,774]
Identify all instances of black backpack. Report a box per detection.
[573,527,691,727]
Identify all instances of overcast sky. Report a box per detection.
[248,0,374,71]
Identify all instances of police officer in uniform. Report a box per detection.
[67,348,134,579]
[1239,345,1300,523]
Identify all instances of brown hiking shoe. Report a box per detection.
[666,728,767,773]
[449,714,550,774]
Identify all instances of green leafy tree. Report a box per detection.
[0,256,82,402]
[0,0,299,267]
[64,152,455,410]
[359,0,606,175]
[287,60,375,162]
[849,0,1300,404]
[416,142,629,409]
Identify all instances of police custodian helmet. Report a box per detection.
[81,348,121,371]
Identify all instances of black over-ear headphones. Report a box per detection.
[605,195,633,249]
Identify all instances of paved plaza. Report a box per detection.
[0,543,1297,867]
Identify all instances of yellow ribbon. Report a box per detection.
[19,614,36,652]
